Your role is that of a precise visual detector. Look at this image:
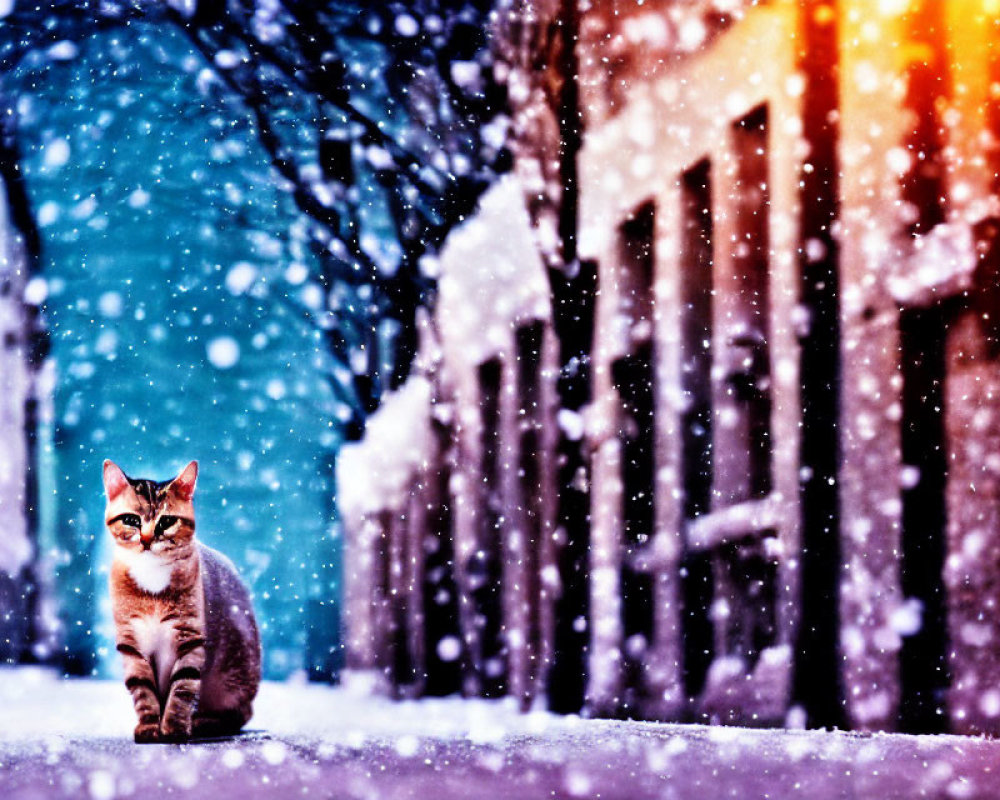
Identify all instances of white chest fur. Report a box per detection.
[131,614,176,691]
[114,547,173,594]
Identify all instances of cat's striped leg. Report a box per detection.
[160,635,206,742]
[117,642,161,743]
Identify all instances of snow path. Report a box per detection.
[2,668,999,799]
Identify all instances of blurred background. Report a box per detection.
[0,0,505,681]
[5,0,1000,740]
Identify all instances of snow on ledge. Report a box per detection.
[337,377,433,519]
[888,223,977,308]
[436,174,550,370]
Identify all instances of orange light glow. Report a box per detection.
[877,0,913,17]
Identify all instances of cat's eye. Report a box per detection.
[116,514,141,529]
[156,515,179,535]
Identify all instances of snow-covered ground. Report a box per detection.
[2,668,1000,799]
[0,667,589,743]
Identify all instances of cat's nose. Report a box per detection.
[140,528,154,547]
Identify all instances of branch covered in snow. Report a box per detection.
[0,0,508,435]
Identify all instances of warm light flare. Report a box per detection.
[875,0,1000,18]
[877,0,913,17]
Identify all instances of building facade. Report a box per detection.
[342,0,1000,735]
[339,177,561,708]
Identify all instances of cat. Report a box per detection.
[102,459,261,743]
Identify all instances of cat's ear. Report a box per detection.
[171,460,198,500]
[102,460,130,501]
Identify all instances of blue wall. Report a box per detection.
[10,25,344,679]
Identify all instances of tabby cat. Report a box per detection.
[103,459,261,743]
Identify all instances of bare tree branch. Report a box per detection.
[0,0,507,429]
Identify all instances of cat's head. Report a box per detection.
[102,460,198,555]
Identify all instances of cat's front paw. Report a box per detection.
[160,716,192,743]
[134,721,161,744]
